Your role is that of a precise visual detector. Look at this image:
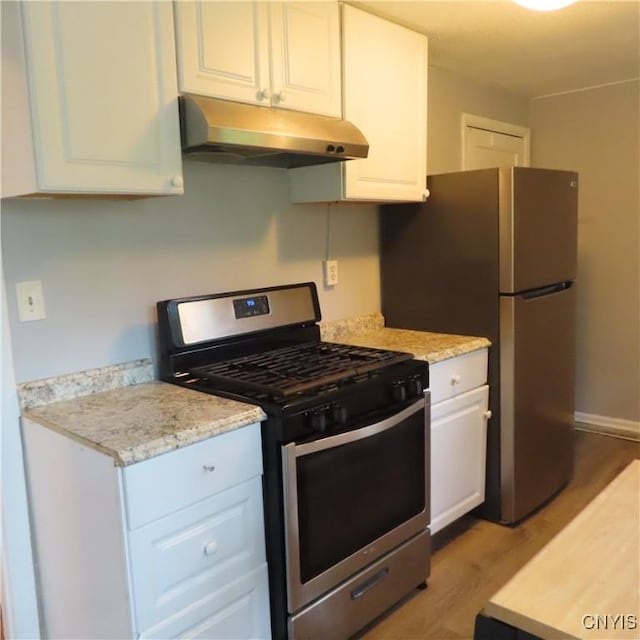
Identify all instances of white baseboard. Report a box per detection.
[575,412,640,442]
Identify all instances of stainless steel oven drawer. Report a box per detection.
[288,529,430,640]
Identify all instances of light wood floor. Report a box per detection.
[360,430,640,640]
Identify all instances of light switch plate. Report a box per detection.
[16,280,46,321]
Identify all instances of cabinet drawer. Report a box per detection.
[129,476,266,631]
[138,563,271,639]
[123,423,262,529]
[431,385,489,534]
[429,348,488,404]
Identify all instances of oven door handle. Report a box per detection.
[292,397,425,458]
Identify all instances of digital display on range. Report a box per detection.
[233,295,270,319]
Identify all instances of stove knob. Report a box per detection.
[309,409,327,433]
[391,382,407,403]
[409,378,423,397]
[331,404,348,425]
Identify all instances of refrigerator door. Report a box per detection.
[499,167,578,294]
[500,283,576,523]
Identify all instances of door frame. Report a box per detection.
[461,113,531,170]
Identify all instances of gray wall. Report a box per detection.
[530,79,640,423]
[427,65,530,174]
[2,162,380,382]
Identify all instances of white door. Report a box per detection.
[430,385,489,534]
[175,1,340,117]
[342,5,428,201]
[462,114,530,170]
[22,2,183,194]
[269,2,341,117]
[174,2,271,107]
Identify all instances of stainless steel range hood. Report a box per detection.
[179,95,369,169]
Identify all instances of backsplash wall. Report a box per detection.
[2,161,380,382]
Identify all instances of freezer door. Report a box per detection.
[499,167,578,294]
[499,283,576,523]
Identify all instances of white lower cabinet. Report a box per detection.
[22,419,271,639]
[429,349,490,534]
[129,477,268,634]
[138,566,270,639]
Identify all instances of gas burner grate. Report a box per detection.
[189,341,412,399]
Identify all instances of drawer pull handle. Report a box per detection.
[204,541,218,556]
[484,410,492,420]
[450,374,461,385]
[351,568,389,600]
[202,465,216,473]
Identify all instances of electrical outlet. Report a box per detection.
[323,260,339,287]
[16,280,46,322]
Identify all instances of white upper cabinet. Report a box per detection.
[174,1,341,118]
[1,1,183,198]
[289,4,428,203]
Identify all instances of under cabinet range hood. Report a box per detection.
[179,95,369,168]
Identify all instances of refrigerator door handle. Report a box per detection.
[521,281,573,300]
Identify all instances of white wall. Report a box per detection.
[2,162,380,383]
[530,80,640,426]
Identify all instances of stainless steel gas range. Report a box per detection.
[157,282,431,639]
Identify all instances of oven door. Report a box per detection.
[282,395,429,613]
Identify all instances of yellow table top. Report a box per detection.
[485,460,640,640]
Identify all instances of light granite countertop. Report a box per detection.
[333,327,490,364]
[18,314,489,467]
[23,382,265,466]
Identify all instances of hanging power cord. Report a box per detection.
[325,202,332,262]
[323,204,338,286]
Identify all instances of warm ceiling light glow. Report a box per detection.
[514,0,578,10]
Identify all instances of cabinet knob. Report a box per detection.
[422,189,430,201]
[276,91,287,103]
[258,88,271,101]
[483,410,493,420]
[450,374,461,385]
[204,540,218,556]
[171,175,184,189]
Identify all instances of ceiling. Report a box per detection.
[352,0,640,98]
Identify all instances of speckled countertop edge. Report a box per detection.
[332,327,491,363]
[23,382,266,466]
[319,313,385,342]
[17,358,155,410]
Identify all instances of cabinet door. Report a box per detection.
[138,565,271,640]
[21,2,183,195]
[342,5,427,201]
[431,385,489,534]
[129,477,267,631]
[288,6,428,203]
[269,2,341,117]
[174,1,270,107]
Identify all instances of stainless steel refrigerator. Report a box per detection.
[380,167,578,524]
